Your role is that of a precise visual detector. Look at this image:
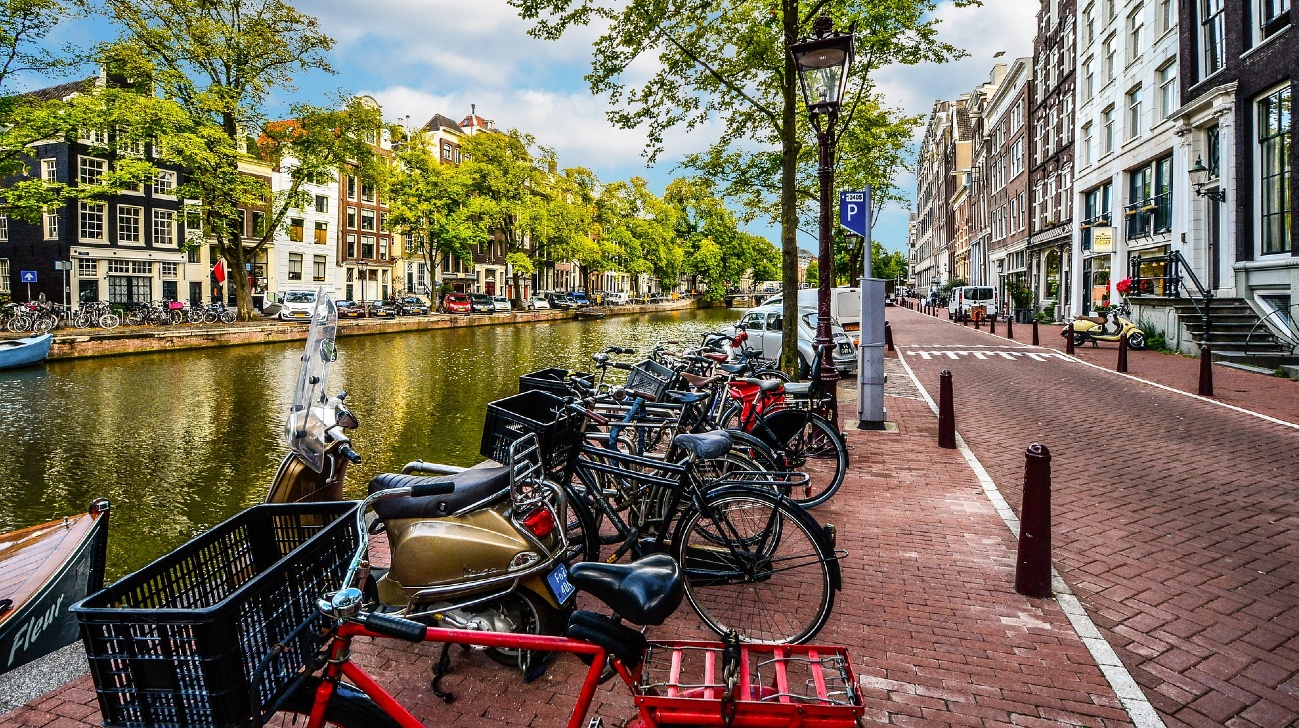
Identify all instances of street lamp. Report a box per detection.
[358,260,369,316]
[790,14,854,424]
[1188,155,1226,203]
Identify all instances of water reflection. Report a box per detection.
[0,307,739,577]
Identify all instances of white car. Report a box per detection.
[527,296,551,310]
[730,304,857,377]
[491,296,512,313]
[278,290,317,321]
[606,291,630,305]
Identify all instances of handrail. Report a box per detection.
[1245,304,1299,356]
[1129,250,1213,343]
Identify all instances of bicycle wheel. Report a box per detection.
[672,486,836,644]
[169,309,184,325]
[7,315,30,332]
[187,308,205,323]
[99,313,120,329]
[73,313,90,329]
[203,310,218,324]
[270,677,400,728]
[125,310,145,326]
[756,410,846,508]
[32,315,56,334]
[220,309,236,324]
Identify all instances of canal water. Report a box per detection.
[0,307,740,577]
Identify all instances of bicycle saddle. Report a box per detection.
[782,381,812,397]
[717,362,749,375]
[741,377,784,393]
[663,390,710,405]
[567,554,685,626]
[673,431,732,460]
[679,371,722,388]
[368,467,511,519]
[702,352,728,362]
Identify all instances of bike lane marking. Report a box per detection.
[894,349,1168,728]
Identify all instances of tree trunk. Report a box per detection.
[225,234,256,321]
[779,0,802,378]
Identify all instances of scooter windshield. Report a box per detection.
[286,288,338,473]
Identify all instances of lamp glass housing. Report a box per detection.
[791,34,854,115]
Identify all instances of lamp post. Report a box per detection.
[358,260,369,316]
[790,14,854,425]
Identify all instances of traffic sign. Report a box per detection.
[839,188,872,237]
[20,270,37,283]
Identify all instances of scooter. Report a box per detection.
[1064,308,1147,350]
[266,288,585,677]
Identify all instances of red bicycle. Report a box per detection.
[266,485,865,728]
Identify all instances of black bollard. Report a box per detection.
[1117,332,1129,372]
[1005,316,1014,340]
[937,370,956,449]
[1031,319,1040,345]
[885,322,895,352]
[973,313,981,330]
[1015,444,1053,598]
[1065,321,1075,355]
[1199,344,1214,396]
[961,313,968,326]
[990,316,996,335]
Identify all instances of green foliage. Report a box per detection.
[1137,316,1168,352]
[1007,279,1034,308]
[387,135,482,289]
[1035,308,1054,324]
[939,278,967,299]
[804,260,818,287]
[0,0,81,95]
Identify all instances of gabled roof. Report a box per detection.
[421,114,462,132]
[460,113,489,129]
[22,77,98,102]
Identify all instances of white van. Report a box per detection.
[947,286,998,321]
[278,290,318,321]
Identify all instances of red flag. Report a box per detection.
[213,258,227,285]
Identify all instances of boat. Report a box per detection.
[0,499,110,674]
[576,309,607,320]
[0,333,53,371]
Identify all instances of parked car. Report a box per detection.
[729,303,857,377]
[278,290,317,322]
[606,291,630,305]
[547,293,577,309]
[763,287,863,343]
[336,299,366,318]
[527,295,551,310]
[569,291,591,308]
[396,296,429,316]
[491,296,513,313]
[439,293,472,314]
[468,293,495,313]
[367,300,396,318]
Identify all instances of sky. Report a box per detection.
[26,0,1039,255]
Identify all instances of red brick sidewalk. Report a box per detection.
[1,388,1133,728]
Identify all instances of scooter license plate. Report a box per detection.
[546,563,577,605]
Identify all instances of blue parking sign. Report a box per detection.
[839,189,871,237]
[20,270,37,283]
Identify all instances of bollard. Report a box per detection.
[989,316,996,335]
[1005,316,1013,340]
[1031,319,1040,345]
[1199,343,1214,396]
[973,313,981,330]
[1065,321,1075,355]
[1117,332,1128,372]
[885,322,895,352]
[1015,444,1053,598]
[937,370,956,449]
[961,314,968,326]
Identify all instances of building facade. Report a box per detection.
[985,58,1034,303]
[1030,0,1077,319]
[337,97,394,305]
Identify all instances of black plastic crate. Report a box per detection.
[519,367,592,397]
[481,389,579,472]
[72,502,360,728]
[624,359,676,400]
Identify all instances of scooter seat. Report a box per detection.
[568,554,685,626]
[673,431,732,460]
[741,377,784,393]
[369,467,511,519]
[1075,316,1107,325]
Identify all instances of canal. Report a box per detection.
[0,307,740,577]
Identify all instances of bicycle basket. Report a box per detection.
[624,359,675,400]
[481,389,580,473]
[72,501,360,728]
[518,368,592,397]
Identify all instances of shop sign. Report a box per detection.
[1091,226,1115,253]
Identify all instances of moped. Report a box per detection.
[1064,306,1147,349]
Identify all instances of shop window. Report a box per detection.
[78,258,97,277]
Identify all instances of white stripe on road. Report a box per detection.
[905,349,1074,362]
[894,351,1168,728]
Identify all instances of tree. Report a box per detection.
[511,0,976,374]
[0,0,80,95]
[96,0,385,320]
[804,259,818,287]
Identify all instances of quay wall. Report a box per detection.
[40,300,699,361]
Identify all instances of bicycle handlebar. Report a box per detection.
[611,362,633,371]
[614,387,657,403]
[364,612,427,642]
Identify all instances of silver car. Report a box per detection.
[730,304,857,376]
[491,296,512,313]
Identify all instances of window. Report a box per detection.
[153,170,176,197]
[1082,122,1094,166]
[379,237,388,260]
[0,259,7,294]
[1261,0,1291,38]
[1062,96,1072,142]
[361,183,375,203]
[0,215,6,242]
[289,217,304,242]
[1127,86,1143,140]
[346,176,357,200]
[44,212,58,240]
[41,159,56,181]
[1103,35,1116,83]
[1154,156,1173,232]
[314,221,328,244]
[1259,86,1292,254]
[117,136,143,157]
[78,156,106,185]
[288,253,303,280]
[1126,161,1158,238]
[315,195,329,213]
[1083,58,1095,100]
[79,128,109,146]
[1157,62,1177,120]
[117,205,143,243]
[361,235,376,259]
[346,206,357,229]
[1102,105,1116,154]
[1127,6,1143,62]
[313,255,326,282]
[1157,0,1174,34]
[252,211,267,237]
[153,210,176,246]
[1012,138,1025,176]
[346,234,357,258]
[1084,4,1096,43]
[78,258,96,277]
[360,209,376,231]
[380,212,387,232]
[79,202,106,241]
[1081,182,1114,249]
[1201,0,1225,77]
[161,262,178,278]
[1104,0,1116,21]
[188,246,200,263]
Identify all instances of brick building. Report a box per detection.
[985,58,1033,303]
[1029,0,1076,319]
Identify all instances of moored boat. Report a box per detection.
[576,309,606,320]
[0,333,53,371]
[0,500,110,674]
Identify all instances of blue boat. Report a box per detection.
[0,333,53,370]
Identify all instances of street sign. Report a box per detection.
[839,189,872,237]
[53,261,72,271]
[20,270,37,283]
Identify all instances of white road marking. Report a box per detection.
[905,349,1074,362]
[894,351,1169,728]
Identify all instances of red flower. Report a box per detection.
[1115,277,1133,295]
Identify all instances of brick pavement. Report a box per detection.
[2,366,1134,728]
[890,305,1299,728]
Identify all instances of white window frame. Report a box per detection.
[41,158,57,182]
[288,252,304,280]
[44,212,59,240]
[0,215,6,242]
[117,205,144,244]
[1157,0,1174,34]
[78,156,106,185]
[1127,6,1144,64]
[77,258,97,277]
[79,202,106,242]
[1102,105,1116,154]
[1103,34,1117,83]
[153,170,177,198]
[79,128,109,146]
[153,209,176,247]
[1126,86,1144,140]
[0,259,8,294]
[1082,122,1094,166]
[313,255,327,282]
[1157,61,1177,120]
